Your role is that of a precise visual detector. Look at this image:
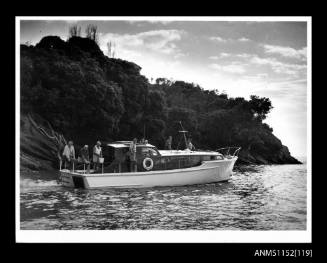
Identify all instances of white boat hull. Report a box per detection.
[59,157,237,189]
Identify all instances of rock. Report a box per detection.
[20,114,66,172]
[276,145,302,164]
[236,146,301,165]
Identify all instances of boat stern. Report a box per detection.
[59,170,87,189]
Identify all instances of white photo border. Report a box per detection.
[15,16,312,243]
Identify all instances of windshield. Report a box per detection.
[140,147,159,156]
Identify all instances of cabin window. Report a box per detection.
[201,156,210,161]
[191,156,201,163]
[140,147,159,156]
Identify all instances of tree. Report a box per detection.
[249,95,273,121]
[85,24,99,44]
[68,25,81,38]
[107,41,116,58]
[155,78,172,86]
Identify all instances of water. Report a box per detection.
[20,163,307,230]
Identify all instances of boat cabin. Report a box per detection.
[101,141,222,173]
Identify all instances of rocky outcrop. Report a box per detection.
[237,146,301,165]
[20,114,66,172]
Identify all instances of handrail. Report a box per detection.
[216,147,241,157]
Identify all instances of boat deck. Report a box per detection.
[158,149,220,156]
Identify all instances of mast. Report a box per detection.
[178,121,188,149]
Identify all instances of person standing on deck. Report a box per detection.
[62,140,76,170]
[187,138,195,151]
[165,136,172,150]
[129,138,138,172]
[93,141,102,170]
[79,145,90,172]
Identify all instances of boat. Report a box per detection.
[59,140,241,189]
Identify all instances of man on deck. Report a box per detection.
[79,145,90,172]
[129,138,138,172]
[187,138,195,151]
[165,136,172,150]
[62,140,76,170]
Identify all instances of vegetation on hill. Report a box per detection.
[20,35,301,170]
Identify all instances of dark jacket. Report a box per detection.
[79,147,90,163]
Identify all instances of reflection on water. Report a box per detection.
[20,164,307,230]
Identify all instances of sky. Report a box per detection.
[19,18,309,157]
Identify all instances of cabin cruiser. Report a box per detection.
[59,140,240,189]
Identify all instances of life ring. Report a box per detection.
[143,157,154,171]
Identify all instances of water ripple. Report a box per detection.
[20,164,307,230]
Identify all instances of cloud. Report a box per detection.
[209,53,255,60]
[237,37,250,42]
[210,36,251,43]
[147,20,174,25]
[208,51,306,77]
[249,55,306,76]
[209,36,227,43]
[127,20,174,25]
[99,29,185,57]
[65,20,79,24]
[210,63,246,74]
[235,53,252,58]
[263,44,307,61]
[209,53,232,60]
